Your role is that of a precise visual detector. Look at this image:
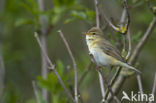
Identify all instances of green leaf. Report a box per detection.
[37,72,60,93]
[51,7,66,25]
[20,0,39,16]
[56,60,65,76]
[15,18,34,27]
[3,85,19,103]
[37,60,66,93]
[85,8,96,21]
[70,10,87,20]
[51,14,61,25]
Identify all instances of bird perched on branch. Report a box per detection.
[83,27,141,74]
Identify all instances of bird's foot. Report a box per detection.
[96,66,102,70]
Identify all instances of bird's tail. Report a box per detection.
[118,61,142,75]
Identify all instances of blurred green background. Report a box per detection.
[0,0,156,103]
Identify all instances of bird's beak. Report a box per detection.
[82,32,89,35]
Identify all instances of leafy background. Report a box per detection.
[0,0,156,103]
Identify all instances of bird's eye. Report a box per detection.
[92,32,96,35]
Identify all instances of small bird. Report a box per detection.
[84,27,141,74]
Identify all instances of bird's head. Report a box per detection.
[83,27,103,42]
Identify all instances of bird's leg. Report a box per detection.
[95,66,108,82]
[96,66,102,70]
[89,53,98,66]
[89,53,95,63]
[95,66,112,82]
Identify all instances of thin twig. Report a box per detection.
[34,32,75,103]
[100,9,119,31]
[120,8,126,53]
[104,67,122,100]
[120,6,126,51]
[78,62,93,87]
[126,30,132,60]
[32,81,41,103]
[122,0,130,51]
[94,0,100,28]
[0,49,5,102]
[34,32,55,69]
[0,0,6,102]
[123,0,130,34]
[152,74,156,95]
[149,73,156,103]
[107,75,126,102]
[129,17,156,64]
[58,30,78,103]
[120,8,127,25]
[136,75,144,94]
[37,0,48,101]
[98,71,105,101]
[100,0,130,34]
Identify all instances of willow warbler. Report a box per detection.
[84,27,141,74]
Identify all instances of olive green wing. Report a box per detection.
[98,40,125,62]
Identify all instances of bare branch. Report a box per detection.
[94,0,100,28]
[120,8,127,51]
[104,67,122,100]
[126,30,132,60]
[32,81,41,103]
[78,62,93,87]
[58,30,78,103]
[98,71,106,101]
[129,17,156,64]
[34,32,54,69]
[100,0,130,34]
[38,0,46,35]
[37,0,48,101]
[120,0,130,33]
[100,9,119,31]
[34,32,75,103]
[0,0,6,101]
[123,0,130,34]
[152,74,156,95]
[0,49,5,102]
[107,75,126,102]
[120,8,127,25]
[149,73,156,103]
[120,0,130,51]
[136,75,144,94]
